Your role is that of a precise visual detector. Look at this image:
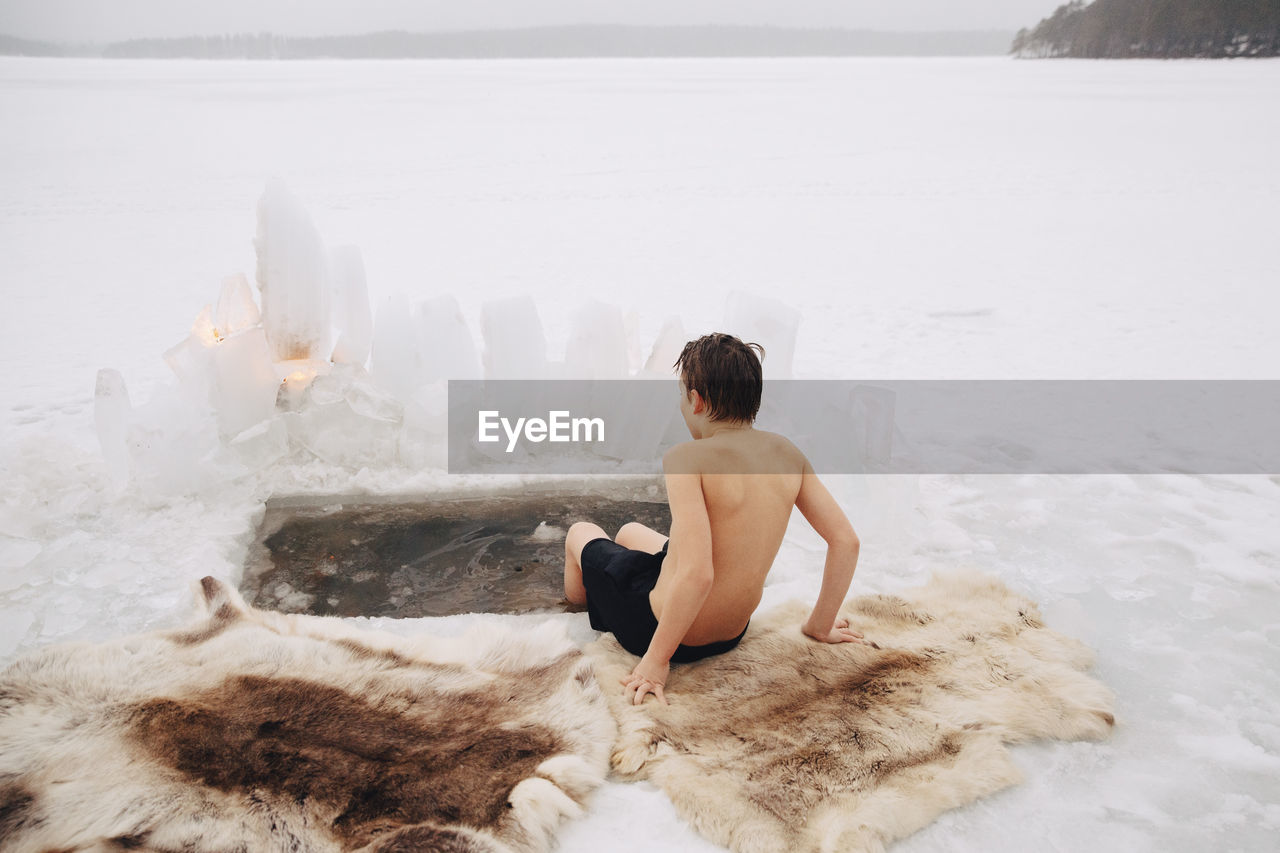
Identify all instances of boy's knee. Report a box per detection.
[567,521,607,551]
[569,521,598,537]
[615,521,642,540]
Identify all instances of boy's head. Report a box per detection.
[673,333,765,427]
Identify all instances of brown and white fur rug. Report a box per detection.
[0,577,615,853]
[586,569,1117,853]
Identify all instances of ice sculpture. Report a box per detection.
[370,293,426,401]
[93,368,132,486]
[481,295,548,379]
[112,181,462,489]
[852,384,896,468]
[210,327,279,440]
[634,315,691,451]
[226,418,289,472]
[417,294,481,382]
[161,303,220,410]
[282,364,403,468]
[397,383,449,471]
[253,179,331,361]
[589,314,686,464]
[623,308,644,374]
[564,301,629,379]
[329,244,372,367]
[160,285,280,441]
[124,388,222,495]
[641,315,687,377]
[213,273,260,337]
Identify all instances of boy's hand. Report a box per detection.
[803,616,866,645]
[620,655,670,706]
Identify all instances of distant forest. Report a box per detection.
[0,34,65,56]
[0,26,1011,59]
[1013,0,1280,57]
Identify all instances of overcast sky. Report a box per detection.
[2,1,1062,43]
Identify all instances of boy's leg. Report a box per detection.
[614,521,669,554]
[564,521,609,604]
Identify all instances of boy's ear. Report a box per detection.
[690,388,705,415]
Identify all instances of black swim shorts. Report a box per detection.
[579,536,748,663]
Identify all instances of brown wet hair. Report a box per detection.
[673,333,765,423]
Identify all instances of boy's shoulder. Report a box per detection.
[661,440,701,474]
[662,430,806,475]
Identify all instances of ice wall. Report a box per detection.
[98,184,908,508]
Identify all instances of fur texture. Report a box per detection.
[587,570,1117,853]
[0,576,615,853]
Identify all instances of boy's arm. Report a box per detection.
[794,459,864,644]
[621,446,714,705]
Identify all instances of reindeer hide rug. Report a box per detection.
[586,570,1116,853]
[0,577,616,853]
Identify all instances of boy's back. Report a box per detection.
[571,331,862,705]
[651,428,805,645]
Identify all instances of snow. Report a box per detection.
[724,291,800,379]
[2,55,1279,852]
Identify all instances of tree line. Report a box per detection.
[101,33,286,59]
[98,28,1012,59]
[1,27,1012,59]
[1013,0,1280,57]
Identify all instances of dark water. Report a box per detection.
[241,492,671,618]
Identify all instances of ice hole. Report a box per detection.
[241,487,671,618]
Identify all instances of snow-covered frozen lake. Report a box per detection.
[1,56,1278,851]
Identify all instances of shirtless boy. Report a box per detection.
[563,332,864,706]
